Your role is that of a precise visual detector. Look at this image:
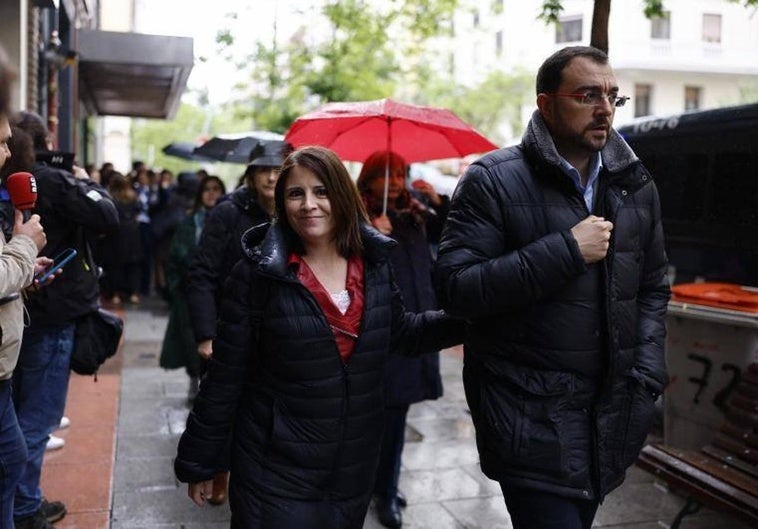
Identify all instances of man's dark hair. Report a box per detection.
[12,111,49,151]
[536,46,609,95]
[0,45,17,117]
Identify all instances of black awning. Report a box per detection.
[77,29,194,119]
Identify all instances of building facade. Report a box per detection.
[449,0,758,138]
[0,0,193,169]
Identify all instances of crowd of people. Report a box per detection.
[0,43,670,529]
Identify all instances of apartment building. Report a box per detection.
[448,0,758,135]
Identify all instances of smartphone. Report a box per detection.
[36,248,78,283]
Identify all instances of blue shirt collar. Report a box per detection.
[558,152,603,212]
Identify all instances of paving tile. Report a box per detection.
[53,511,110,529]
[364,500,465,529]
[118,433,182,459]
[401,439,481,471]
[42,425,114,465]
[40,461,112,513]
[409,416,476,442]
[399,467,490,502]
[114,456,178,491]
[112,488,231,525]
[442,496,513,529]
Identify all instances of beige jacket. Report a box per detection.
[0,232,36,380]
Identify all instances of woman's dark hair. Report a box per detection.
[536,46,609,95]
[356,150,409,216]
[0,125,35,181]
[275,146,368,258]
[107,172,137,203]
[192,175,226,213]
[12,111,49,151]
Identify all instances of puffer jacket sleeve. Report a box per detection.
[388,264,465,356]
[174,258,261,483]
[186,203,235,342]
[633,183,670,394]
[435,162,586,319]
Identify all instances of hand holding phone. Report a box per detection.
[35,248,78,284]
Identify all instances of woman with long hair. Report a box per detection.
[357,151,450,528]
[175,146,463,528]
[160,175,225,402]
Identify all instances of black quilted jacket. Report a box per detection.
[186,186,271,343]
[435,111,670,500]
[175,222,463,528]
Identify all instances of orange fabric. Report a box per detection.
[671,282,758,313]
[289,253,365,362]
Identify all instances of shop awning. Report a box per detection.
[77,29,193,119]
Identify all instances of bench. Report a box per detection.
[636,363,758,528]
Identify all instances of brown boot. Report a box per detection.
[208,472,229,505]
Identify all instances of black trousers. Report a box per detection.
[373,404,409,499]
[500,484,600,529]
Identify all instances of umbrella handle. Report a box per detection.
[382,123,392,216]
[382,160,390,216]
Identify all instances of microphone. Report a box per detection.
[6,172,38,221]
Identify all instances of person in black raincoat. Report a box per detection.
[435,46,670,529]
[356,151,449,529]
[175,146,464,529]
[185,140,288,505]
[159,175,225,401]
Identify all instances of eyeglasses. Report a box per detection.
[548,92,630,108]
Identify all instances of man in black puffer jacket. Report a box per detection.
[435,46,670,529]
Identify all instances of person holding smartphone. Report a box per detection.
[0,85,50,528]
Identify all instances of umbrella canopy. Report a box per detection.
[161,142,216,162]
[284,98,498,163]
[193,131,285,164]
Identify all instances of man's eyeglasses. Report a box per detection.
[547,92,630,108]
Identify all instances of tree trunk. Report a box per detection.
[590,0,611,54]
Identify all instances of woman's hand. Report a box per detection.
[411,179,442,207]
[188,480,214,506]
[197,339,213,359]
[371,214,393,235]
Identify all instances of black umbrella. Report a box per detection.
[161,142,216,162]
[192,131,285,164]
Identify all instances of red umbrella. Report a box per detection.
[284,98,498,164]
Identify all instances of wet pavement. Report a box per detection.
[44,297,752,528]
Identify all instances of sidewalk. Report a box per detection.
[41,297,751,528]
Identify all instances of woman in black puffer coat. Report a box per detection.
[175,147,463,529]
[357,151,449,528]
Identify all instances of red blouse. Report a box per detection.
[288,253,365,363]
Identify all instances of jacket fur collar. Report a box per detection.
[522,110,639,175]
[241,221,396,279]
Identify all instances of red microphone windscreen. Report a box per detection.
[6,172,38,210]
